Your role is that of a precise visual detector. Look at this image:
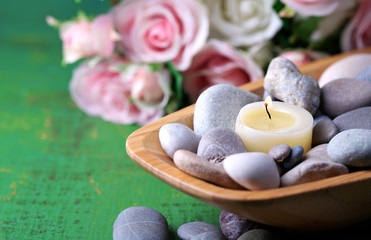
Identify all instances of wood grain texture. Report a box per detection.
[126,47,371,230]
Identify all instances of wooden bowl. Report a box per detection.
[126,47,371,230]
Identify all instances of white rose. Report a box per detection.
[205,0,282,47]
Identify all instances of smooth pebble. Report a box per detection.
[113,206,169,240]
[320,78,371,118]
[193,84,261,137]
[319,54,371,87]
[173,150,242,189]
[191,231,226,240]
[177,222,225,240]
[281,153,348,187]
[223,152,280,190]
[159,123,200,159]
[263,57,320,115]
[302,144,332,162]
[333,106,371,132]
[283,145,304,170]
[219,210,263,240]
[268,144,291,162]
[327,129,371,167]
[313,114,331,127]
[312,118,339,147]
[197,127,247,165]
[237,229,277,240]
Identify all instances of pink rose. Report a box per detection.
[279,50,329,67]
[182,39,263,102]
[59,14,117,63]
[70,58,165,125]
[281,0,340,17]
[111,0,209,71]
[341,0,371,51]
[131,68,170,110]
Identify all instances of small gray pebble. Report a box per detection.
[237,229,277,240]
[312,118,339,147]
[268,144,291,162]
[191,231,226,240]
[333,106,371,132]
[327,129,371,167]
[283,145,304,170]
[198,127,248,164]
[113,206,169,240]
[320,78,371,118]
[219,210,262,240]
[159,123,200,159]
[355,66,371,82]
[313,114,331,127]
[193,84,261,137]
[177,222,224,240]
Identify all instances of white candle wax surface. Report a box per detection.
[235,101,313,154]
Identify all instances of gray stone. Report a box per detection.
[268,144,291,162]
[312,118,339,147]
[237,229,277,240]
[193,84,261,137]
[313,114,331,127]
[197,127,248,165]
[223,152,280,190]
[320,78,371,118]
[191,231,226,240]
[327,129,371,167]
[263,57,320,115]
[219,210,262,240]
[177,222,225,240]
[333,107,371,132]
[173,150,242,189]
[302,144,332,162]
[280,157,348,187]
[283,145,304,170]
[355,66,371,82]
[159,123,200,159]
[113,206,169,240]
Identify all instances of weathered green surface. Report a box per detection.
[1,1,370,239]
[0,1,220,239]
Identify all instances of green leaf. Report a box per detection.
[292,17,322,45]
[166,61,183,104]
[164,97,179,114]
[148,63,163,72]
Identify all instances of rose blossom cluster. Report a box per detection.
[47,0,369,125]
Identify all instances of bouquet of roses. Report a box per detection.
[47,0,370,126]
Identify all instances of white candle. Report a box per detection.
[235,98,313,154]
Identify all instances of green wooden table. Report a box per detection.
[1,1,370,239]
[0,1,220,239]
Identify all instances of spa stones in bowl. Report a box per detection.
[158,55,371,192]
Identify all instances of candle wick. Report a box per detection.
[265,103,271,120]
